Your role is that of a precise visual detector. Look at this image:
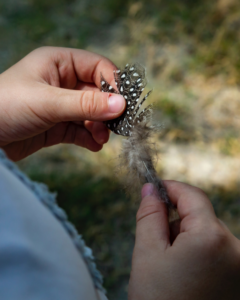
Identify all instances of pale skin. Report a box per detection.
[0,47,240,299]
[130,182,240,300]
[0,46,125,161]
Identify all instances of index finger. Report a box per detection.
[21,47,118,90]
[47,47,117,91]
[70,48,117,87]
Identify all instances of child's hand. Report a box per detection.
[129,181,240,300]
[0,47,125,161]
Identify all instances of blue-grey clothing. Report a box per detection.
[0,150,107,300]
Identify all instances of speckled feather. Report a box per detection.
[101,63,152,136]
[101,63,174,209]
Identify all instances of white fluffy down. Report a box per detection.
[119,114,174,209]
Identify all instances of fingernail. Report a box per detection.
[108,94,125,113]
[141,183,154,198]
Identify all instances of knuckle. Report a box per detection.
[195,223,228,257]
[80,91,102,120]
[36,46,51,51]
[79,91,90,118]
[192,186,207,198]
[136,199,162,222]
[31,46,52,55]
[209,225,228,249]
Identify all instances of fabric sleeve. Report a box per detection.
[0,163,99,300]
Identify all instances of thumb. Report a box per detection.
[135,183,170,252]
[44,85,126,122]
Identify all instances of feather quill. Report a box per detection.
[101,63,174,210]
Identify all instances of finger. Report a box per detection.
[69,48,118,88]
[74,81,118,93]
[91,122,109,144]
[44,122,103,151]
[3,122,103,161]
[2,138,44,161]
[84,120,94,132]
[84,121,109,145]
[164,180,216,232]
[74,82,100,92]
[42,85,126,123]
[26,47,118,90]
[135,183,170,252]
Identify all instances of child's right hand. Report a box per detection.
[0,47,125,161]
[129,181,240,300]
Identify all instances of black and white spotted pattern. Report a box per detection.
[101,63,152,136]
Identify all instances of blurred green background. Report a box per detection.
[1,0,240,299]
